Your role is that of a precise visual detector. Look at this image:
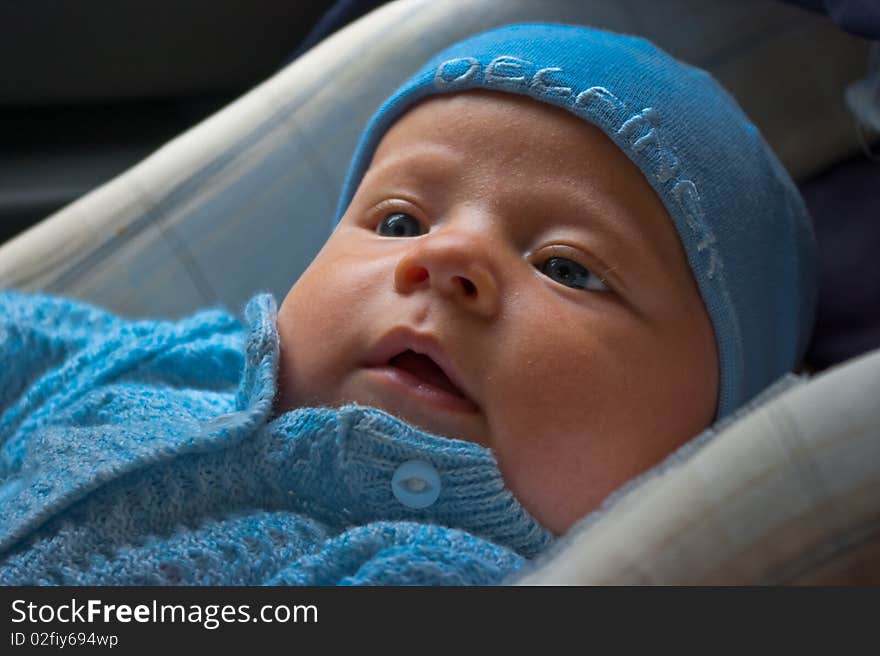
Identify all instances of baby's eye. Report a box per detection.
[539,257,607,291]
[376,213,424,237]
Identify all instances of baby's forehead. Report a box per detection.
[371,93,610,191]
[370,92,672,231]
[375,90,598,156]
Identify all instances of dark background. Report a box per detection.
[0,0,389,245]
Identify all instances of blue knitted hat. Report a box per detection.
[335,23,818,419]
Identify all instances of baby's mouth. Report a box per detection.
[387,350,468,400]
[363,329,480,415]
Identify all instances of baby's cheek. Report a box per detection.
[276,278,346,408]
[275,298,310,409]
[489,407,604,535]
[483,333,662,532]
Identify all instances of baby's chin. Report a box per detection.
[273,327,489,444]
[289,375,488,448]
[351,387,487,447]
[378,401,488,447]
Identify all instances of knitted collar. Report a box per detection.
[252,295,555,557]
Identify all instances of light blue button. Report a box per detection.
[392,460,441,509]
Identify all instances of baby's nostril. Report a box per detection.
[405,266,429,285]
[456,276,477,297]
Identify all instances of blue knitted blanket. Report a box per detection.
[0,291,553,585]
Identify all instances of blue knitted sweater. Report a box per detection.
[0,291,553,585]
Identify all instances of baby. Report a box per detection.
[0,24,816,585]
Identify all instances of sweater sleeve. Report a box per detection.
[0,290,251,562]
[0,290,120,422]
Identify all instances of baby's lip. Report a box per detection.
[364,328,478,410]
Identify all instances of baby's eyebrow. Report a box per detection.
[365,143,463,183]
[506,183,667,288]
[508,181,641,241]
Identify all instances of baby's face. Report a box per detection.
[276,90,718,534]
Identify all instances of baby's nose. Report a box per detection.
[393,230,500,319]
